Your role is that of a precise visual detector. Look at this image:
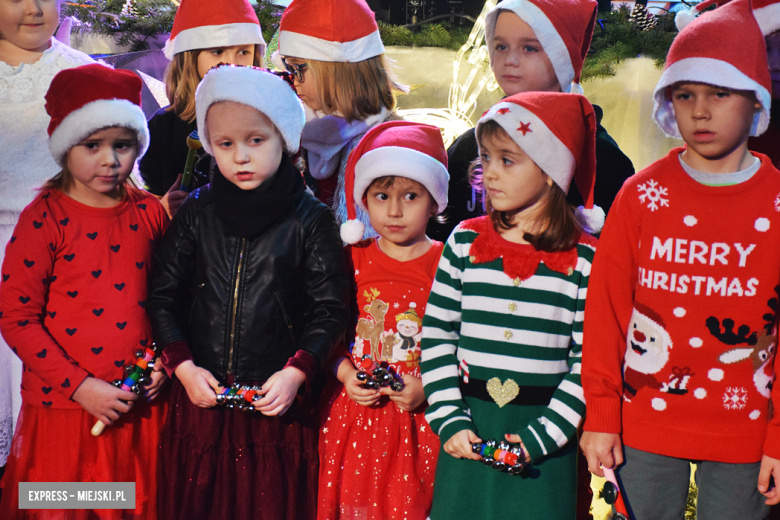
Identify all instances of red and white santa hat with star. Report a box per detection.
[477,91,604,234]
[278,0,385,62]
[657,0,771,138]
[341,121,449,244]
[45,64,149,167]
[163,0,266,60]
[484,0,598,94]
[754,0,780,35]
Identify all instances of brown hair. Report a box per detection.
[164,45,264,123]
[305,55,407,123]
[472,120,582,252]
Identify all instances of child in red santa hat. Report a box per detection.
[139,0,266,217]
[277,0,407,241]
[582,0,780,517]
[319,120,448,520]
[0,63,168,520]
[420,91,601,519]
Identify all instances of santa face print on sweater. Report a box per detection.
[623,302,674,399]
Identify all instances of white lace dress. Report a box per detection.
[0,39,93,466]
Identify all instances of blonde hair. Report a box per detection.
[306,55,407,123]
[164,45,264,123]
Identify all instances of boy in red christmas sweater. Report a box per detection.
[581,1,780,518]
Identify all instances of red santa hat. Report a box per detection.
[657,0,771,138]
[754,0,780,34]
[45,64,149,167]
[163,0,266,60]
[278,0,385,62]
[484,0,598,94]
[341,121,449,244]
[477,91,604,234]
[195,65,305,155]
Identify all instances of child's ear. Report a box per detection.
[545,174,554,187]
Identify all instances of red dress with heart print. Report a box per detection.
[317,238,443,520]
[0,187,168,519]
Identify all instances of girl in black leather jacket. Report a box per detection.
[148,65,349,520]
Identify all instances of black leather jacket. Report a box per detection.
[148,184,350,383]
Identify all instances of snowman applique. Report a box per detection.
[624,303,673,400]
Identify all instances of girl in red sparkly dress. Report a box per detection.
[317,121,449,520]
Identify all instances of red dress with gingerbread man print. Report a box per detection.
[318,238,443,520]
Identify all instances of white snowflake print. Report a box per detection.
[722,387,748,410]
[775,193,780,212]
[355,270,360,276]
[393,302,400,309]
[637,179,669,211]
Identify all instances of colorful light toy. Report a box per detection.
[600,467,629,520]
[215,384,264,412]
[355,355,404,392]
[471,439,528,475]
[91,346,158,436]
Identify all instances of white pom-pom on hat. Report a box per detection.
[341,220,366,245]
[576,205,606,235]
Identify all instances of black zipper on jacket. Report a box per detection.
[275,291,295,342]
[227,238,246,376]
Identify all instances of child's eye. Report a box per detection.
[374,193,388,201]
[212,49,224,56]
[502,157,513,166]
[714,91,730,99]
[523,45,538,53]
[218,141,233,149]
[239,49,251,56]
[494,43,507,52]
[251,137,263,145]
[675,93,691,101]
[404,192,418,201]
[480,153,490,163]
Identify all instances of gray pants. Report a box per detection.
[616,445,770,520]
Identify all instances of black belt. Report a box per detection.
[460,378,557,407]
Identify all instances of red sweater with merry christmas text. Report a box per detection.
[0,187,168,409]
[582,148,780,463]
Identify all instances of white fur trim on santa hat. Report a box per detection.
[653,57,771,138]
[340,219,366,244]
[352,147,450,214]
[575,205,605,235]
[48,99,149,167]
[195,66,305,154]
[164,23,266,60]
[755,3,780,35]
[485,0,576,92]
[478,101,576,193]
[279,29,384,62]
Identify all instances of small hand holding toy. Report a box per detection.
[600,466,629,520]
[91,346,158,436]
[355,355,404,392]
[216,384,264,412]
[181,129,202,193]
[471,439,529,475]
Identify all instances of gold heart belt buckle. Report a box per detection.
[486,377,520,408]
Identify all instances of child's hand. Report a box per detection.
[160,174,188,219]
[443,428,483,460]
[175,360,222,408]
[380,375,425,412]
[142,361,168,401]
[503,434,533,463]
[335,357,381,407]
[254,366,306,416]
[758,454,780,505]
[580,431,624,477]
[72,376,139,426]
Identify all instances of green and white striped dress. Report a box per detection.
[421,217,595,519]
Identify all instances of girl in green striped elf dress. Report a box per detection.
[420,91,604,520]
